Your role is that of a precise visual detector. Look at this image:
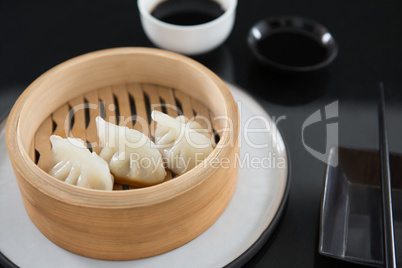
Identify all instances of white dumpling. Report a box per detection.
[48,135,114,191]
[152,110,214,175]
[173,115,212,141]
[96,116,166,187]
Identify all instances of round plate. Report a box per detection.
[0,82,290,268]
[248,16,338,72]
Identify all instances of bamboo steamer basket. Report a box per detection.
[6,47,239,260]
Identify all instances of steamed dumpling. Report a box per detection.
[152,111,214,175]
[96,116,166,187]
[48,135,114,190]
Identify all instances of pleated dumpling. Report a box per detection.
[152,110,214,175]
[48,135,114,190]
[96,116,166,187]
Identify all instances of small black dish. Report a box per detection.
[248,16,338,72]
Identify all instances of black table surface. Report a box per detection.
[1,1,402,267]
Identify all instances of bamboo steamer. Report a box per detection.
[6,48,239,260]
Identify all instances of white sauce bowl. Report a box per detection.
[138,0,237,55]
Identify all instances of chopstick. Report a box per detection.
[378,82,397,268]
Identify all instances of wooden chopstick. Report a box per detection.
[378,82,397,268]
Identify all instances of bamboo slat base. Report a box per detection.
[34,83,219,190]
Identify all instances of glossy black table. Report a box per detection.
[1,1,402,267]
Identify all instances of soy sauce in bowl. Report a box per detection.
[257,32,327,67]
[248,16,338,72]
[151,0,225,26]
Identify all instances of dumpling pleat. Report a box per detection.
[64,166,80,185]
[49,160,72,181]
[156,130,176,146]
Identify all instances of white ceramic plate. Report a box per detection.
[0,82,289,268]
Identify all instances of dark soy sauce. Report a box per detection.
[151,0,224,26]
[257,31,327,67]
